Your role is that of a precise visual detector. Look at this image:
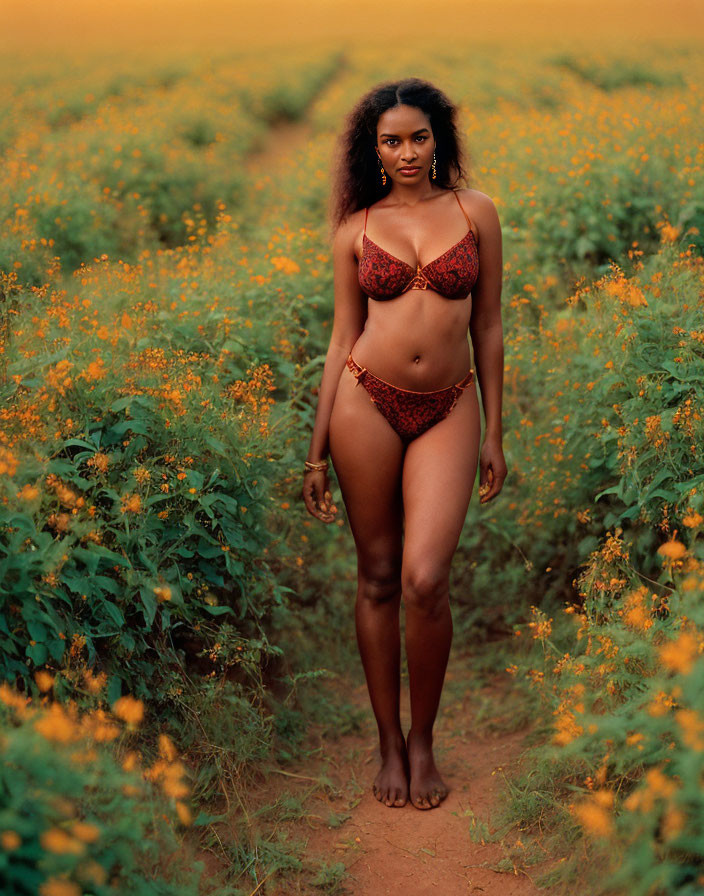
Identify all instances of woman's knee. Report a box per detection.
[402,564,450,617]
[358,558,402,605]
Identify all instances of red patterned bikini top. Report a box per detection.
[358,190,479,301]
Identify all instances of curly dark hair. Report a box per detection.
[328,77,471,234]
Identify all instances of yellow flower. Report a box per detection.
[659,222,680,243]
[160,762,189,799]
[81,358,106,382]
[648,690,677,717]
[39,879,82,896]
[71,822,101,843]
[35,670,55,693]
[571,793,613,837]
[87,452,110,474]
[603,272,648,307]
[553,710,583,745]
[91,718,120,742]
[629,767,678,815]
[675,708,704,750]
[120,493,142,514]
[1,830,21,850]
[0,683,30,713]
[644,767,678,803]
[0,448,19,476]
[270,256,300,274]
[657,540,687,560]
[659,631,700,675]
[159,733,178,761]
[40,827,85,855]
[175,801,192,825]
[122,750,140,772]
[621,586,653,633]
[112,696,144,726]
[661,806,686,841]
[83,668,107,694]
[34,704,79,744]
[77,860,107,885]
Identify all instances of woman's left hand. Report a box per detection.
[478,435,507,504]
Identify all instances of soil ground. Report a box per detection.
[261,645,563,894]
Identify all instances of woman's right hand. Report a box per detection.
[302,471,338,523]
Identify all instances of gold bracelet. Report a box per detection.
[304,459,328,472]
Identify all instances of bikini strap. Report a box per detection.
[453,190,472,229]
[363,206,369,237]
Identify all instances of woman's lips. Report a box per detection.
[399,167,420,174]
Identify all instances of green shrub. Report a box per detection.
[0,685,202,896]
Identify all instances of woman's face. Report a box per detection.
[375,104,435,185]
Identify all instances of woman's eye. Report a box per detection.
[384,136,427,145]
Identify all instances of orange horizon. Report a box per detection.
[2,0,703,57]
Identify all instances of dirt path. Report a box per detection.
[294,646,557,895]
[244,118,313,190]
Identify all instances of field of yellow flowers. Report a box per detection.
[1,3,704,892]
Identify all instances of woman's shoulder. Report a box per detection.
[333,206,367,253]
[454,187,497,215]
[454,189,500,240]
[336,206,367,233]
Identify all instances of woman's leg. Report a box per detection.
[329,364,408,807]
[401,382,481,809]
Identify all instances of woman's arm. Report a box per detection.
[467,191,508,503]
[303,212,368,522]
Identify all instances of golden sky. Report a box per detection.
[2,0,704,57]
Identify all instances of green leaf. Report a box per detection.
[47,639,66,662]
[72,546,101,576]
[26,642,48,664]
[93,575,122,596]
[103,602,125,628]
[202,604,233,616]
[192,811,229,826]
[63,437,98,451]
[26,619,47,641]
[139,587,158,627]
[107,675,122,703]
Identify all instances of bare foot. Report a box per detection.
[406,727,448,810]
[372,734,409,808]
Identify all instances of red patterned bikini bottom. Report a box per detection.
[346,353,474,444]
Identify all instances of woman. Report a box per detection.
[302,78,507,811]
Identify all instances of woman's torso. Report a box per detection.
[351,189,479,391]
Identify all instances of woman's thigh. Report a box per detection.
[401,383,481,590]
[329,363,406,577]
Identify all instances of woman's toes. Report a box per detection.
[393,790,407,807]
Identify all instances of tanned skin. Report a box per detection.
[302,103,507,809]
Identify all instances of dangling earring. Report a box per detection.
[377,154,387,186]
[431,149,437,180]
